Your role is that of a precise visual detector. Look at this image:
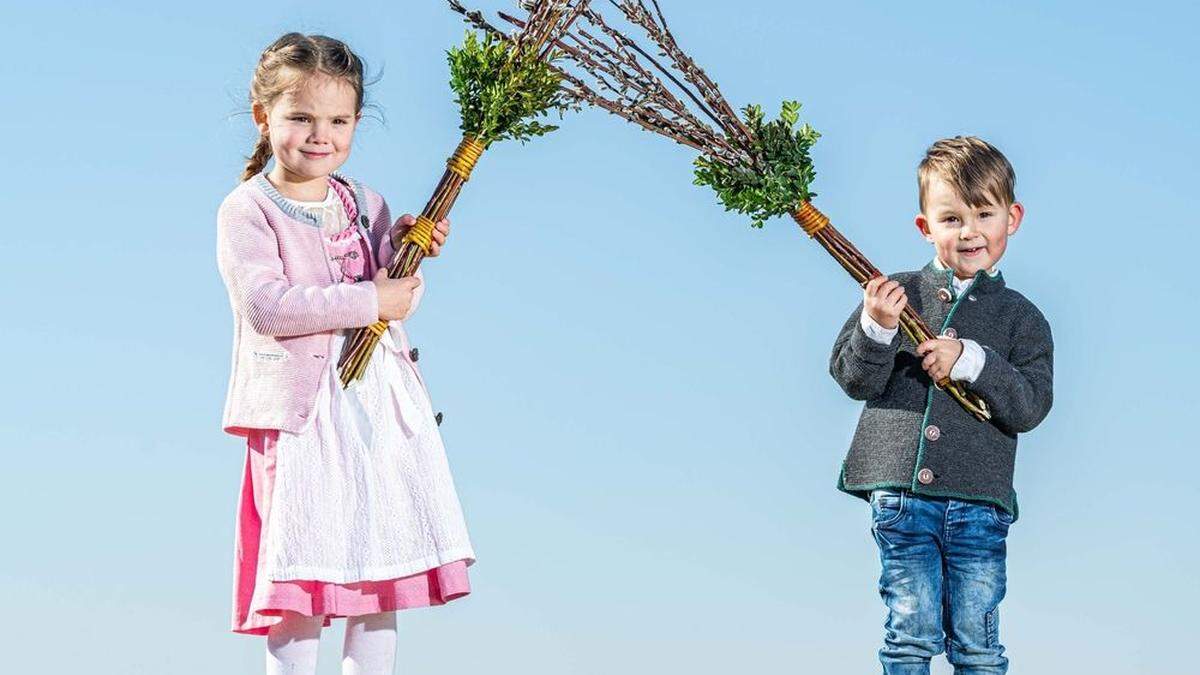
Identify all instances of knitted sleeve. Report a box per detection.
[216,195,379,337]
[829,301,901,401]
[971,304,1054,434]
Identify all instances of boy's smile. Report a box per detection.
[915,177,1024,279]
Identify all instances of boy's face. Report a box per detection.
[915,177,1024,279]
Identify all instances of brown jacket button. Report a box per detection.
[937,288,953,303]
[917,468,935,485]
[924,425,941,441]
[942,328,957,339]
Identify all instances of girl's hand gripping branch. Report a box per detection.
[391,214,452,257]
[373,269,422,321]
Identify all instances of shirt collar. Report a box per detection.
[931,256,999,279]
[922,258,1006,298]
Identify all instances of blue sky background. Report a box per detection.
[2,1,1197,673]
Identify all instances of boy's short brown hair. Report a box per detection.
[918,136,1015,212]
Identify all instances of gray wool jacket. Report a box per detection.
[829,261,1053,517]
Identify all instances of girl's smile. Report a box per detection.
[252,73,361,201]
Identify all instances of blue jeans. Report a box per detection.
[870,489,1012,674]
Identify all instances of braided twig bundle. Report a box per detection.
[338,0,589,386]
[496,1,990,419]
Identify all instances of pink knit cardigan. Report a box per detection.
[216,173,423,435]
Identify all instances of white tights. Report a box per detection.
[266,611,398,675]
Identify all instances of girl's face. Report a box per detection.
[253,73,360,184]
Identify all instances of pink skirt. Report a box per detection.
[231,430,471,636]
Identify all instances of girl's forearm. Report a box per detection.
[242,279,379,337]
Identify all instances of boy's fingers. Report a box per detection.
[398,214,417,226]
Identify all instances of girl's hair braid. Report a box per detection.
[242,135,275,182]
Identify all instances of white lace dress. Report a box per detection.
[258,191,475,583]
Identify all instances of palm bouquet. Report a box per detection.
[457,0,990,420]
[338,0,590,386]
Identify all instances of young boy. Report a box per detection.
[829,136,1053,674]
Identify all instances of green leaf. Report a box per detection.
[447,31,572,145]
[691,99,819,228]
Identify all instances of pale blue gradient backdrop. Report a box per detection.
[2,1,1196,673]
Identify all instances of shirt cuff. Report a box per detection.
[860,310,899,346]
[950,338,986,383]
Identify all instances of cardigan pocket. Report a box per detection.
[251,349,290,363]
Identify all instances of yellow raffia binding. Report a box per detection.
[401,215,438,253]
[793,201,829,237]
[446,136,486,181]
[365,321,387,337]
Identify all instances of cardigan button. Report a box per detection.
[942,328,958,339]
[924,424,941,441]
[937,288,953,303]
[360,215,370,227]
[409,347,419,362]
[435,412,444,426]
[917,468,935,485]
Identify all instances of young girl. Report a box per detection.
[216,33,474,674]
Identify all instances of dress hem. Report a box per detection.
[263,549,477,585]
[232,557,473,636]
